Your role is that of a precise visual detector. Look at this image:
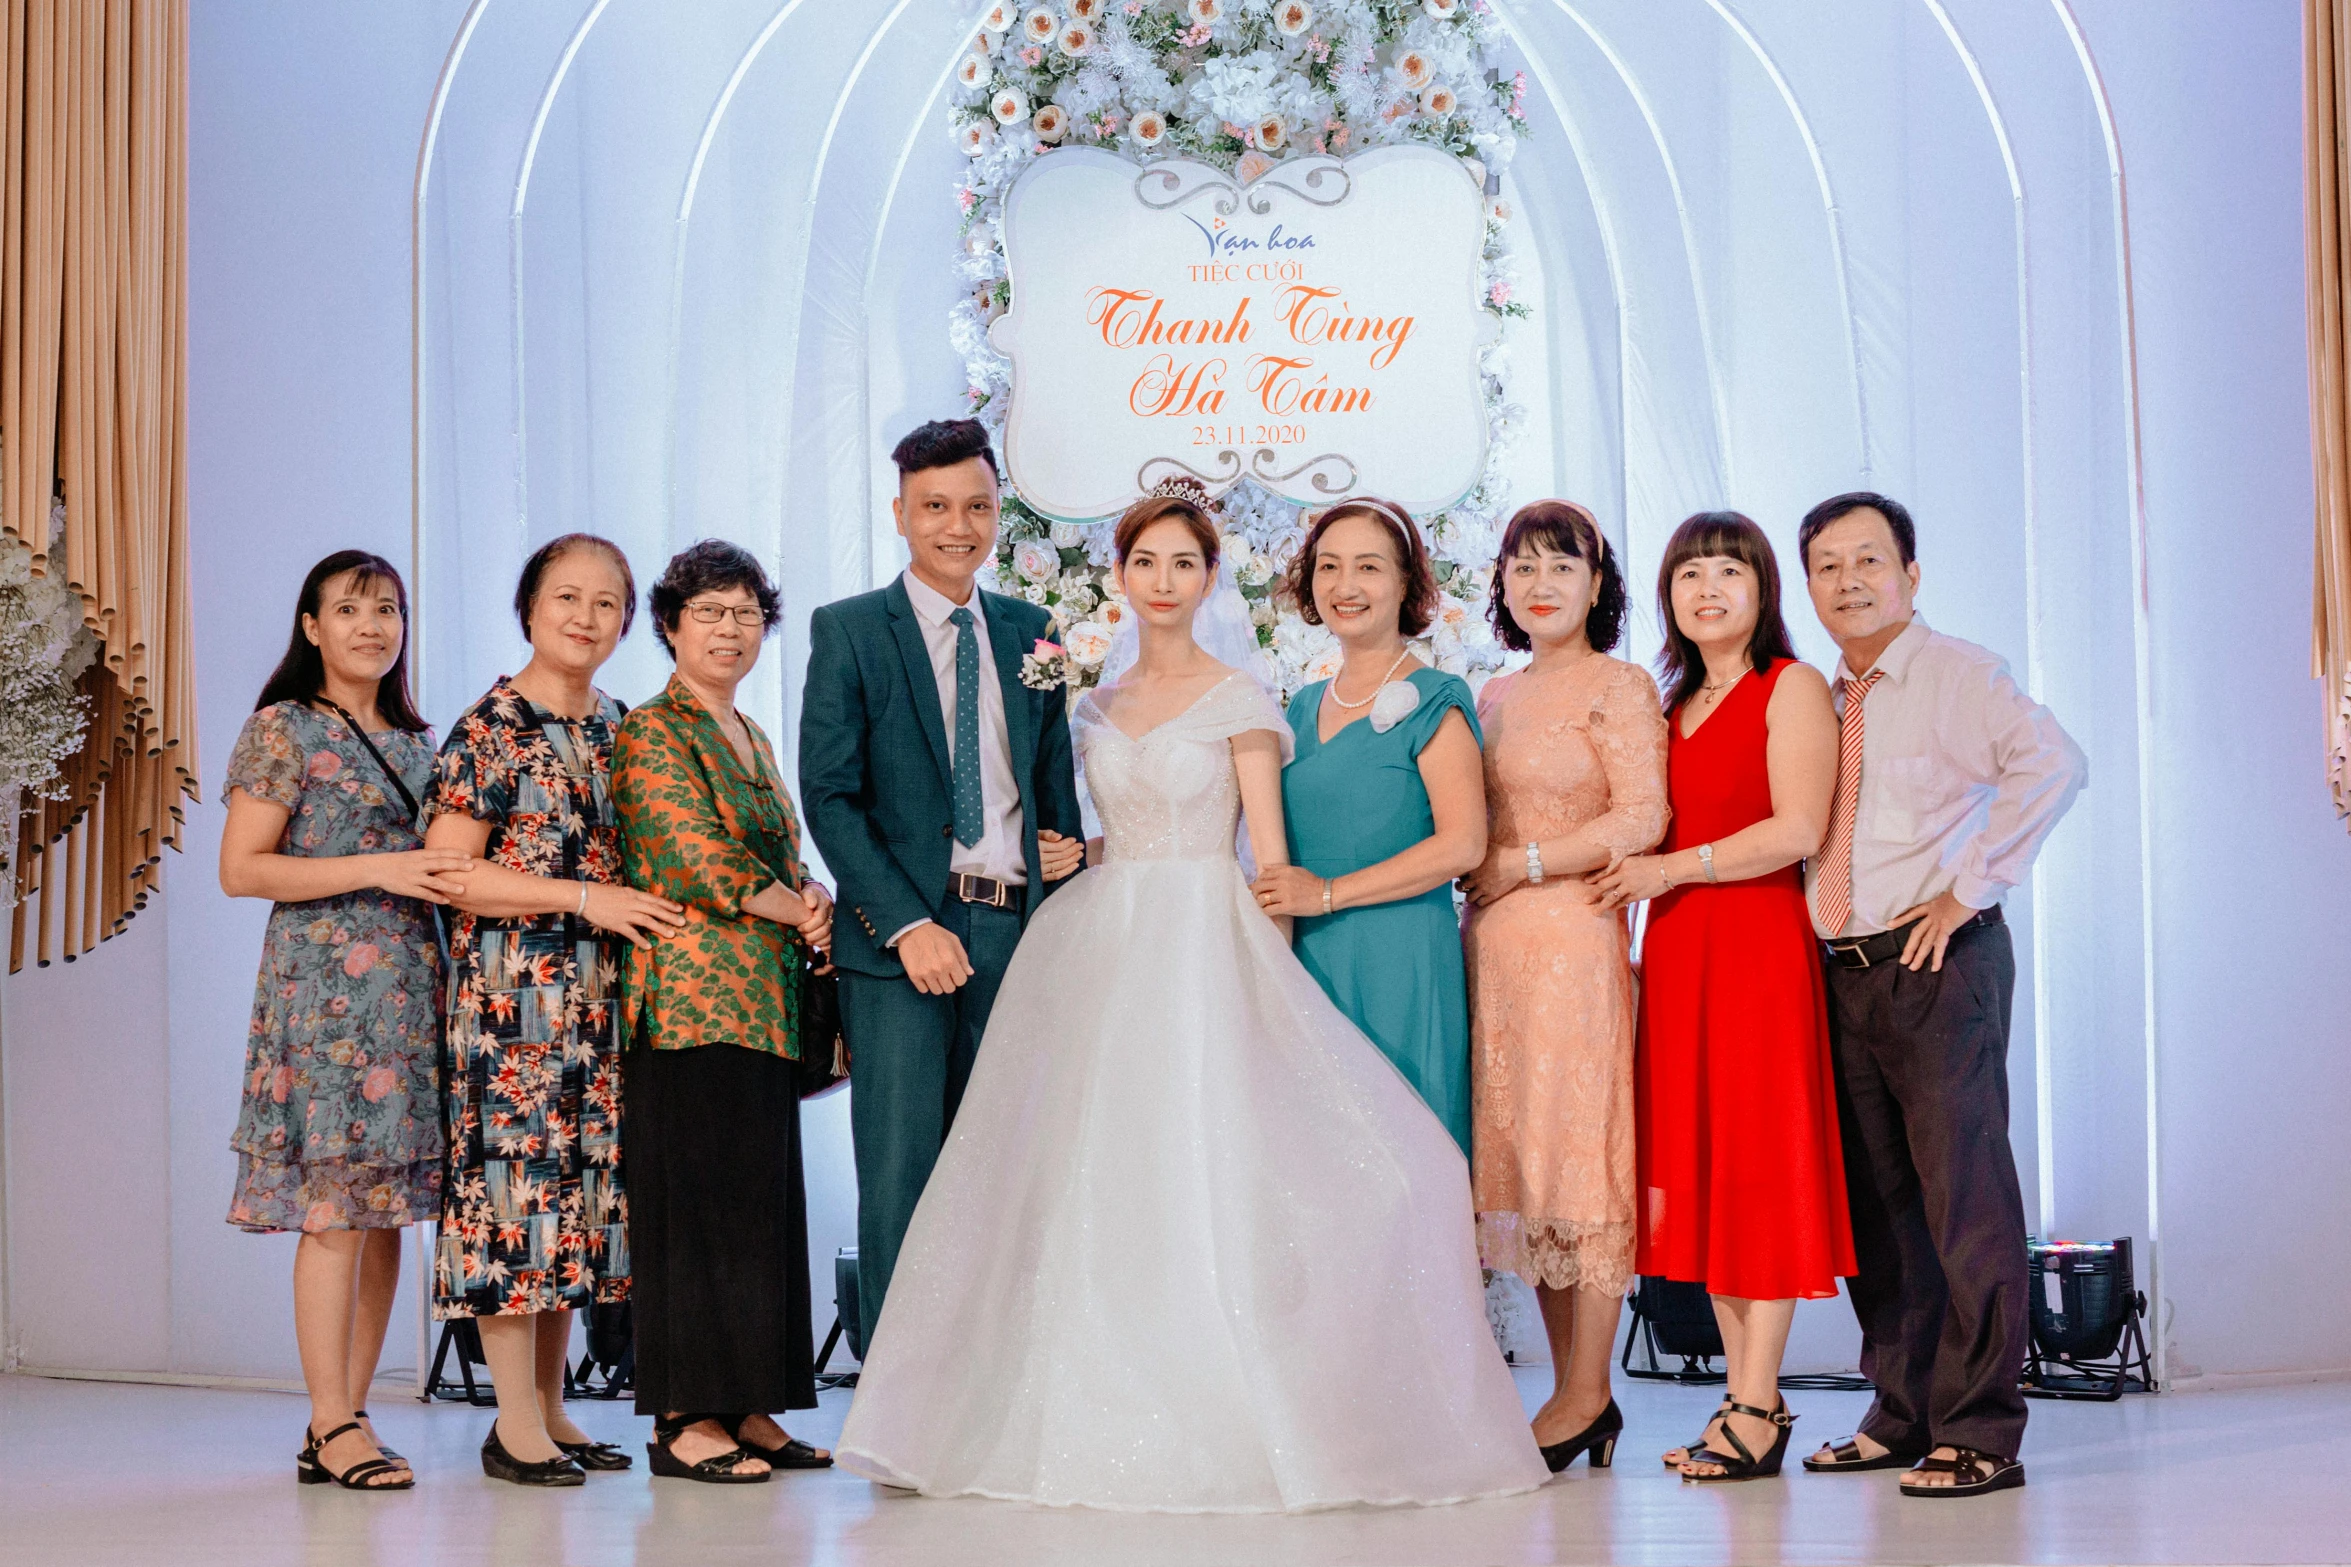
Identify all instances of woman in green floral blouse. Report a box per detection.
[614,540,837,1484]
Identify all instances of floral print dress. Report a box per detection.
[427,679,630,1319]
[224,702,445,1234]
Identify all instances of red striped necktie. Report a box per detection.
[1814,669,1886,937]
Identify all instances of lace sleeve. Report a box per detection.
[1176,673,1295,763]
[1583,661,1671,859]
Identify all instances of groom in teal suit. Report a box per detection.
[800,418,1084,1353]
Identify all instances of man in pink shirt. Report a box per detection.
[1795,492,2085,1499]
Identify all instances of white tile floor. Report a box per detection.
[1,1368,2345,1566]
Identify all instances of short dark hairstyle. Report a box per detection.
[1654,511,1801,711]
[1284,496,1438,638]
[1798,490,1917,572]
[1487,499,1626,654]
[648,539,783,656]
[515,533,637,639]
[891,418,999,482]
[255,550,429,732]
[1113,490,1221,570]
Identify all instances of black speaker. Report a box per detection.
[813,1246,862,1389]
[1619,1275,1726,1382]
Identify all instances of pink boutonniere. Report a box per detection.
[1020,638,1068,691]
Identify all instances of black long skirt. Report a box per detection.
[624,1041,816,1416]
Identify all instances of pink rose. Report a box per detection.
[342,942,381,978]
[362,1066,398,1103]
[302,1202,339,1233]
[326,995,351,1016]
[270,1065,295,1103]
[306,751,343,781]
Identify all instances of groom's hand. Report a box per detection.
[897,921,974,995]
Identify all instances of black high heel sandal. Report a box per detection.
[480,1422,586,1487]
[351,1410,405,1467]
[298,1421,413,1490]
[727,1416,833,1471]
[646,1414,770,1484]
[1680,1399,1796,1484]
[1661,1396,1732,1469]
[1538,1398,1622,1473]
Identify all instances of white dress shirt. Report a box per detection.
[1806,616,2086,938]
[892,571,1025,945]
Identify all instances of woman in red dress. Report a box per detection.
[1593,511,1852,1483]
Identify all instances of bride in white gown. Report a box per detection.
[834,491,1547,1513]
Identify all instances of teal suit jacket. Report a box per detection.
[798,576,1081,979]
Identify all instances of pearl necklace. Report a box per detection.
[1328,647,1413,709]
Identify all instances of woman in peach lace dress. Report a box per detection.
[1461,502,1669,1474]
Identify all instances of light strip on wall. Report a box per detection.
[1914,0,2052,1241]
[2048,0,2163,1391]
[407,0,493,1396]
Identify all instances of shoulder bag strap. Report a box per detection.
[316,699,423,825]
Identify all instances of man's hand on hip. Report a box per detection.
[1894,890,1981,973]
[896,921,974,995]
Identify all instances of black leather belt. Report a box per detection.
[948,872,1023,912]
[1823,903,2002,970]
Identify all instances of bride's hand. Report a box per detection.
[1037,829,1083,882]
[1252,864,1329,918]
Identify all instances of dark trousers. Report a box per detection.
[1827,918,2030,1459]
[839,896,1023,1355]
[623,1041,815,1418]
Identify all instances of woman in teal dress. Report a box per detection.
[1252,498,1490,1153]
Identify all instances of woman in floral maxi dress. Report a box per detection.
[220,550,462,1491]
[424,535,686,1485]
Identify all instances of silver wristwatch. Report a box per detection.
[1525,841,1545,886]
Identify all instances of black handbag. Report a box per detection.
[795,957,849,1101]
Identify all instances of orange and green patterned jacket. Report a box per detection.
[613,676,810,1058]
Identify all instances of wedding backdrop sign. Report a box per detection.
[989,145,1497,521]
[943,0,1534,696]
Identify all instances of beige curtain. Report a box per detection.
[2,0,193,969]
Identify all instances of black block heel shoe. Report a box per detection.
[728,1416,833,1471]
[1538,1398,1623,1473]
[298,1422,413,1491]
[480,1424,586,1487]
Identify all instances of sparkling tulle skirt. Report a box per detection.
[834,855,1548,1513]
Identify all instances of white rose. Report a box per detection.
[1274,1,1313,37]
[956,53,989,90]
[1395,49,1433,90]
[1022,6,1057,44]
[1057,21,1093,56]
[1070,0,1103,17]
[1420,83,1457,117]
[1033,103,1070,142]
[958,120,997,157]
[1256,114,1286,151]
[1187,0,1223,24]
[991,86,1030,126]
[1064,621,1115,667]
[1132,109,1167,147]
[980,2,1016,32]
[1424,0,1460,17]
[1097,596,1129,630]
[1012,539,1060,583]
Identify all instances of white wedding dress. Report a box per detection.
[834,672,1547,1513]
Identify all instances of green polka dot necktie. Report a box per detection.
[949,606,984,848]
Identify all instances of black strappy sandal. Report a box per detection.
[728,1416,833,1471]
[1680,1399,1796,1484]
[647,1414,770,1484]
[351,1410,405,1467]
[556,1437,634,1472]
[1661,1396,1733,1469]
[1901,1446,2025,1498]
[298,1421,414,1490]
[1804,1433,1923,1473]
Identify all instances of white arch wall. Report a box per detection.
[413,0,2158,1369]
[4,0,2339,1388]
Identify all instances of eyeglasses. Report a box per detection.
[683,602,766,626]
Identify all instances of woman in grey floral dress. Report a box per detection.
[220,550,472,1491]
